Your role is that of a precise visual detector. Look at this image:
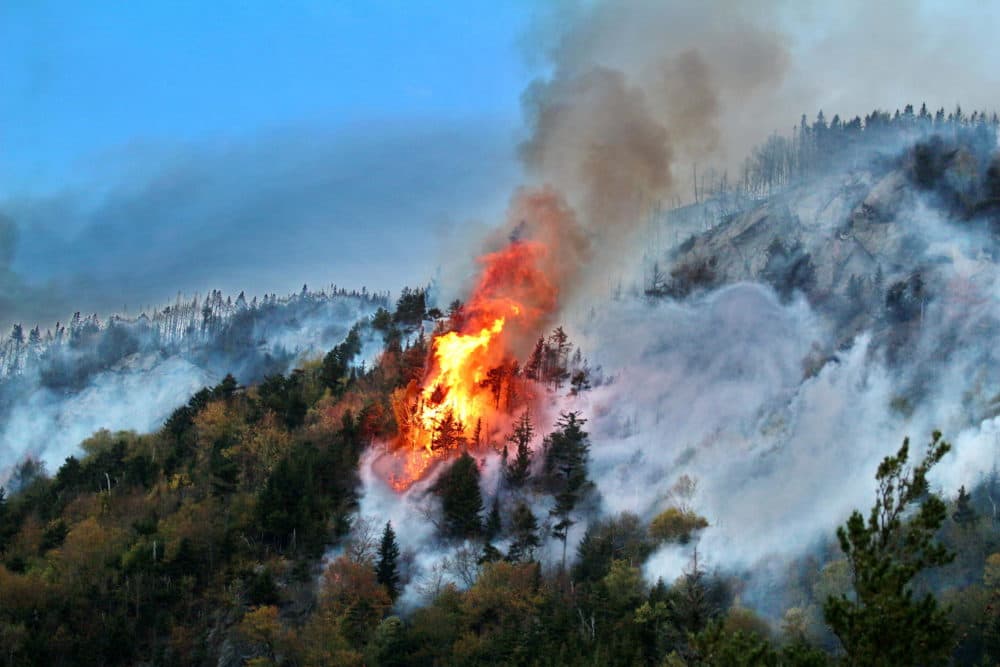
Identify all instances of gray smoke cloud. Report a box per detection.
[519,0,1000,229]
[0,214,69,328]
[0,118,518,331]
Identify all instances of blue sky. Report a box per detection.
[1,0,535,191]
[0,1,540,326]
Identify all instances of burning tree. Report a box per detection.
[384,189,586,490]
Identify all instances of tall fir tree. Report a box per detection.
[376,521,401,600]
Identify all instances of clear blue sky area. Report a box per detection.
[0,1,538,326]
[1,0,534,191]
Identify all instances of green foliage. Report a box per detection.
[393,286,427,325]
[256,440,352,554]
[376,521,401,600]
[432,453,484,540]
[321,322,363,393]
[257,372,308,429]
[367,616,409,667]
[823,432,955,666]
[671,550,721,637]
[506,502,540,563]
[1,294,994,666]
[542,411,594,565]
[573,512,653,583]
[953,484,977,527]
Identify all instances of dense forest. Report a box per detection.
[1,294,998,666]
[3,107,1000,666]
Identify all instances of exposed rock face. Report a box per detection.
[651,133,1000,411]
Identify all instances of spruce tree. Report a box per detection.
[432,453,484,539]
[671,549,714,636]
[542,412,594,567]
[507,502,541,563]
[824,432,954,666]
[376,521,401,600]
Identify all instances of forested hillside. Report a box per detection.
[2,108,1000,666]
[0,286,386,481]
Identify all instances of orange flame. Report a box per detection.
[384,188,581,491]
[387,242,555,489]
[415,316,507,451]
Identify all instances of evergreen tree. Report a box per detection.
[376,521,401,600]
[953,484,977,527]
[479,542,503,564]
[544,327,571,389]
[542,412,594,567]
[507,502,540,563]
[569,369,591,396]
[505,410,534,488]
[432,453,484,539]
[823,432,954,666]
[524,337,545,380]
[484,496,502,542]
[480,497,504,565]
[671,549,715,636]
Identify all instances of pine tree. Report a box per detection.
[824,432,954,666]
[432,453,484,539]
[376,521,401,600]
[505,410,534,488]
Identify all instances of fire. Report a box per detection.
[387,242,554,489]
[383,188,582,491]
[415,316,507,449]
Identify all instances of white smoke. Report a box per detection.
[0,355,213,473]
[0,290,382,481]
